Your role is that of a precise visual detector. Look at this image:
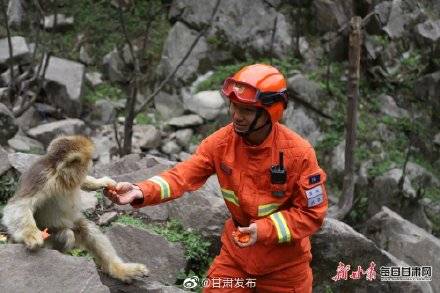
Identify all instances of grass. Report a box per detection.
[67,248,91,259]
[0,172,19,204]
[82,83,124,103]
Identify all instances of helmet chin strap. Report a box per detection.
[235,108,271,137]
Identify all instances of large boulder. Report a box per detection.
[105,224,187,285]
[27,118,87,147]
[42,14,74,31]
[170,0,291,58]
[368,168,432,232]
[7,133,44,154]
[377,94,408,118]
[283,103,322,146]
[154,90,185,120]
[132,124,162,151]
[0,244,110,293]
[102,48,129,83]
[166,114,204,128]
[313,0,354,33]
[415,19,440,45]
[0,36,30,66]
[383,0,422,39]
[43,56,85,117]
[183,90,226,120]
[311,218,433,292]
[364,207,440,292]
[7,152,41,174]
[0,103,18,144]
[7,0,26,29]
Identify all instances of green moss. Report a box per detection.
[82,83,123,103]
[135,113,153,125]
[0,172,19,204]
[115,214,147,230]
[67,248,92,259]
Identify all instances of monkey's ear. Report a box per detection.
[58,153,83,170]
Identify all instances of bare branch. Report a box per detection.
[134,0,222,116]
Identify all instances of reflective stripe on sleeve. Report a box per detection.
[269,211,292,243]
[221,188,239,206]
[258,203,281,217]
[148,176,171,200]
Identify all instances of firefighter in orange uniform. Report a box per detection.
[105,64,328,292]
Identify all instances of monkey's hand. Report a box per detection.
[81,176,116,191]
[22,228,44,250]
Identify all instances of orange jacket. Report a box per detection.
[133,122,328,275]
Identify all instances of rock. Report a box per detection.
[98,211,118,226]
[283,104,322,146]
[178,151,191,162]
[154,90,185,120]
[364,207,440,292]
[161,140,181,155]
[169,0,292,59]
[377,94,408,118]
[7,133,44,154]
[102,48,129,83]
[1,65,19,86]
[101,278,187,293]
[415,19,440,45]
[105,224,187,285]
[183,90,226,120]
[27,118,87,147]
[311,218,433,292]
[7,152,41,174]
[414,71,440,100]
[0,146,11,176]
[85,72,104,88]
[0,36,30,65]
[175,128,194,147]
[0,244,109,293]
[87,99,116,126]
[166,114,204,128]
[383,0,421,39]
[133,124,161,150]
[366,1,392,34]
[79,44,94,65]
[287,74,324,108]
[43,56,85,118]
[80,190,98,211]
[157,21,209,86]
[434,133,440,146]
[137,205,170,222]
[313,0,354,33]
[0,103,18,144]
[368,168,432,232]
[43,14,74,31]
[7,0,26,29]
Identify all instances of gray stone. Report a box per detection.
[183,90,226,120]
[80,190,98,211]
[0,146,10,176]
[105,224,187,285]
[434,133,440,146]
[43,14,74,31]
[7,0,26,29]
[0,36,30,65]
[283,104,322,146]
[0,103,18,144]
[154,90,185,120]
[383,0,421,39]
[133,124,161,150]
[85,71,104,88]
[415,71,440,101]
[364,207,440,292]
[88,99,116,126]
[1,65,19,86]
[98,211,118,226]
[166,114,203,128]
[43,56,85,117]
[102,48,128,83]
[79,44,94,65]
[0,244,109,293]
[415,19,440,44]
[27,118,87,147]
[311,218,433,292]
[377,94,408,118]
[287,74,324,108]
[161,140,181,155]
[175,128,193,147]
[157,21,209,86]
[7,152,41,174]
[7,133,44,154]
[313,0,354,33]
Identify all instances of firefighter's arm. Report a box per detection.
[130,137,216,208]
[255,147,328,245]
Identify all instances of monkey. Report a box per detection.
[2,135,148,282]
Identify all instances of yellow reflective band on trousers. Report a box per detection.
[221,188,239,206]
[270,212,291,243]
[258,203,281,217]
[148,176,171,200]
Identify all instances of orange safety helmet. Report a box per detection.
[221,64,288,124]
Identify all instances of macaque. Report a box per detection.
[2,135,148,282]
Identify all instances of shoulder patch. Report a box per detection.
[309,174,321,185]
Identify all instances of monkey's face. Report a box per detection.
[47,136,95,175]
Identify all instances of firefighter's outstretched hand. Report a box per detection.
[233,223,257,248]
[104,182,143,205]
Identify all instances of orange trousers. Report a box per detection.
[203,247,313,293]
